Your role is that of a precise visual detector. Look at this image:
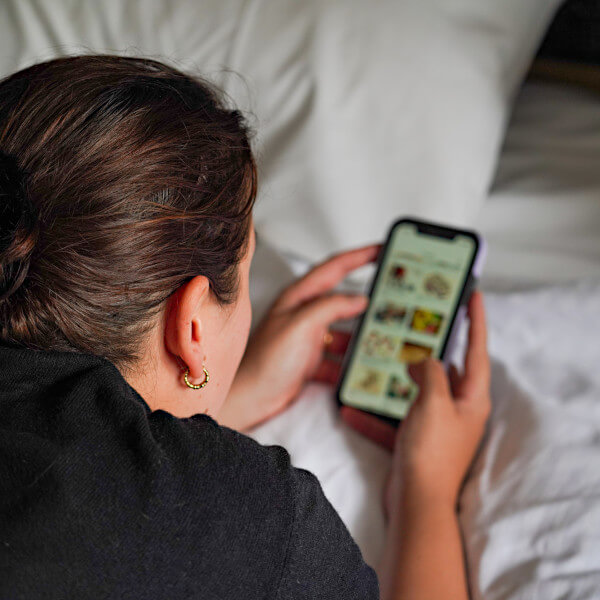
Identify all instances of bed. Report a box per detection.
[1,1,598,598]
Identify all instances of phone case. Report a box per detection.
[441,236,487,368]
[335,219,487,424]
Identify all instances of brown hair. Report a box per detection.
[0,55,257,368]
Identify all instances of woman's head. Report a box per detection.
[0,55,257,416]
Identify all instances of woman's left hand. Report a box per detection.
[217,243,381,431]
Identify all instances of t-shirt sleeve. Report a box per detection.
[274,465,380,599]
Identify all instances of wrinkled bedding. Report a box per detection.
[250,256,600,599]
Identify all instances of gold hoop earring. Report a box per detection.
[183,366,210,390]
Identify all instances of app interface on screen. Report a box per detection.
[340,223,476,420]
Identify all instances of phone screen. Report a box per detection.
[339,221,477,420]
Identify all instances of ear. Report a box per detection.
[165,275,211,381]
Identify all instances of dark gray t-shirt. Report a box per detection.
[0,343,379,599]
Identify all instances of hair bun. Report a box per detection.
[0,150,38,301]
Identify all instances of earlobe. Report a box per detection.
[183,364,210,390]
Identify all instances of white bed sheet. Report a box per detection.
[249,247,600,599]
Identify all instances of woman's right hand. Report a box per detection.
[341,291,491,517]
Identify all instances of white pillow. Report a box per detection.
[0,0,561,262]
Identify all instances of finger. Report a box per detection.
[461,290,491,398]
[407,358,452,403]
[323,329,352,357]
[340,406,396,452]
[311,357,341,385]
[296,292,369,327]
[448,363,461,396]
[273,244,381,311]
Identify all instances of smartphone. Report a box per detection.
[335,217,486,426]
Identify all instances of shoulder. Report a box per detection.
[145,411,379,599]
[150,410,296,492]
[145,410,298,525]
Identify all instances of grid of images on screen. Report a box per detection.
[347,240,460,419]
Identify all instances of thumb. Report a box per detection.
[407,358,452,404]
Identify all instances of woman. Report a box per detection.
[0,56,491,599]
